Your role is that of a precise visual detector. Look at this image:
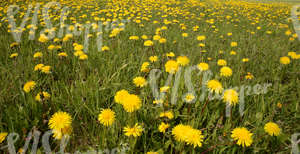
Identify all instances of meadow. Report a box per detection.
[0,0,299,153]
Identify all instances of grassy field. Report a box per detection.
[0,0,300,153]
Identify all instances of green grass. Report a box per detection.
[0,0,299,153]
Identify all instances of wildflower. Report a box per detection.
[159,38,167,43]
[197,63,209,71]
[158,122,170,133]
[197,35,206,41]
[10,53,18,58]
[275,101,282,108]
[129,36,139,40]
[74,44,83,51]
[280,56,290,65]
[245,72,254,80]
[144,40,154,46]
[160,111,174,119]
[166,52,175,57]
[58,52,68,57]
[176,56,189,66]
[101,46,110,51]
[98,109,116,126]
[35,91,51,102]
[38,34,49,43]
[165,60,179,74]
[153,99,163,104]
[41,66,51,74]
[230,51,237,55]
[140,62,150,73]
[230,42,237,47]
[220,66,232,77]
[33,52,43,58]
[147,152,158,154]
[153,35,161,40]
[23,81,36,93]
[74,51,84,57]
[0,132,8,143]
[182,33,188,37]
[223,89,239,105]
[217,59,227,66]
[184,93,195,103]
[114,89,130,104]
[34,64,44,71]
[49,111,72,130]
[10,42,19,48]
[48,45,56,50]
[207,80,223,94]
[242,58,249,62]
[231,127,253,147]
[52,126,72,140]
[141,35,148,39]
[149,56,158,62]
[264,122,281,136]
[122,94,142,112]
[124,123,143,137]
[79,54,88,60]
[160,86,170,93]
[172,124,204,148]
[133,76,147,88]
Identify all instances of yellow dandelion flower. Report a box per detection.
[98,109,115,127]
[10,53,18,58]
[34,64,44,71]
[264,122,281,136]
[165,60,179,74]
[166,52,175,57]
[114,89,130,104]
[280,56,290,65]
[220,66,232,77]
[160,111,174,119]
[124,123,143,137]
[144,40,154,46]
[23,81,36,93]
[197,35,206,41]
[41,66,51,74]
[133,76,147,88]
[230,42,237,47]
[223,89,239,105]
[58,52,68,57]
[149,56,158,62]
[49,111,72,130]
[0,132,8,143]
[122,94,142,112]
[231,127,253,147]
[79,54,88,60]
[207,80,223,94]
[140,62,150,73]
[197,63,209,71]
[176,56,190,66]
[33,52,43,58]
[158,122,170,133]
[101,46,110,51]
[217,59,227,66]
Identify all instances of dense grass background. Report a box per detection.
[0,0,299,153]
